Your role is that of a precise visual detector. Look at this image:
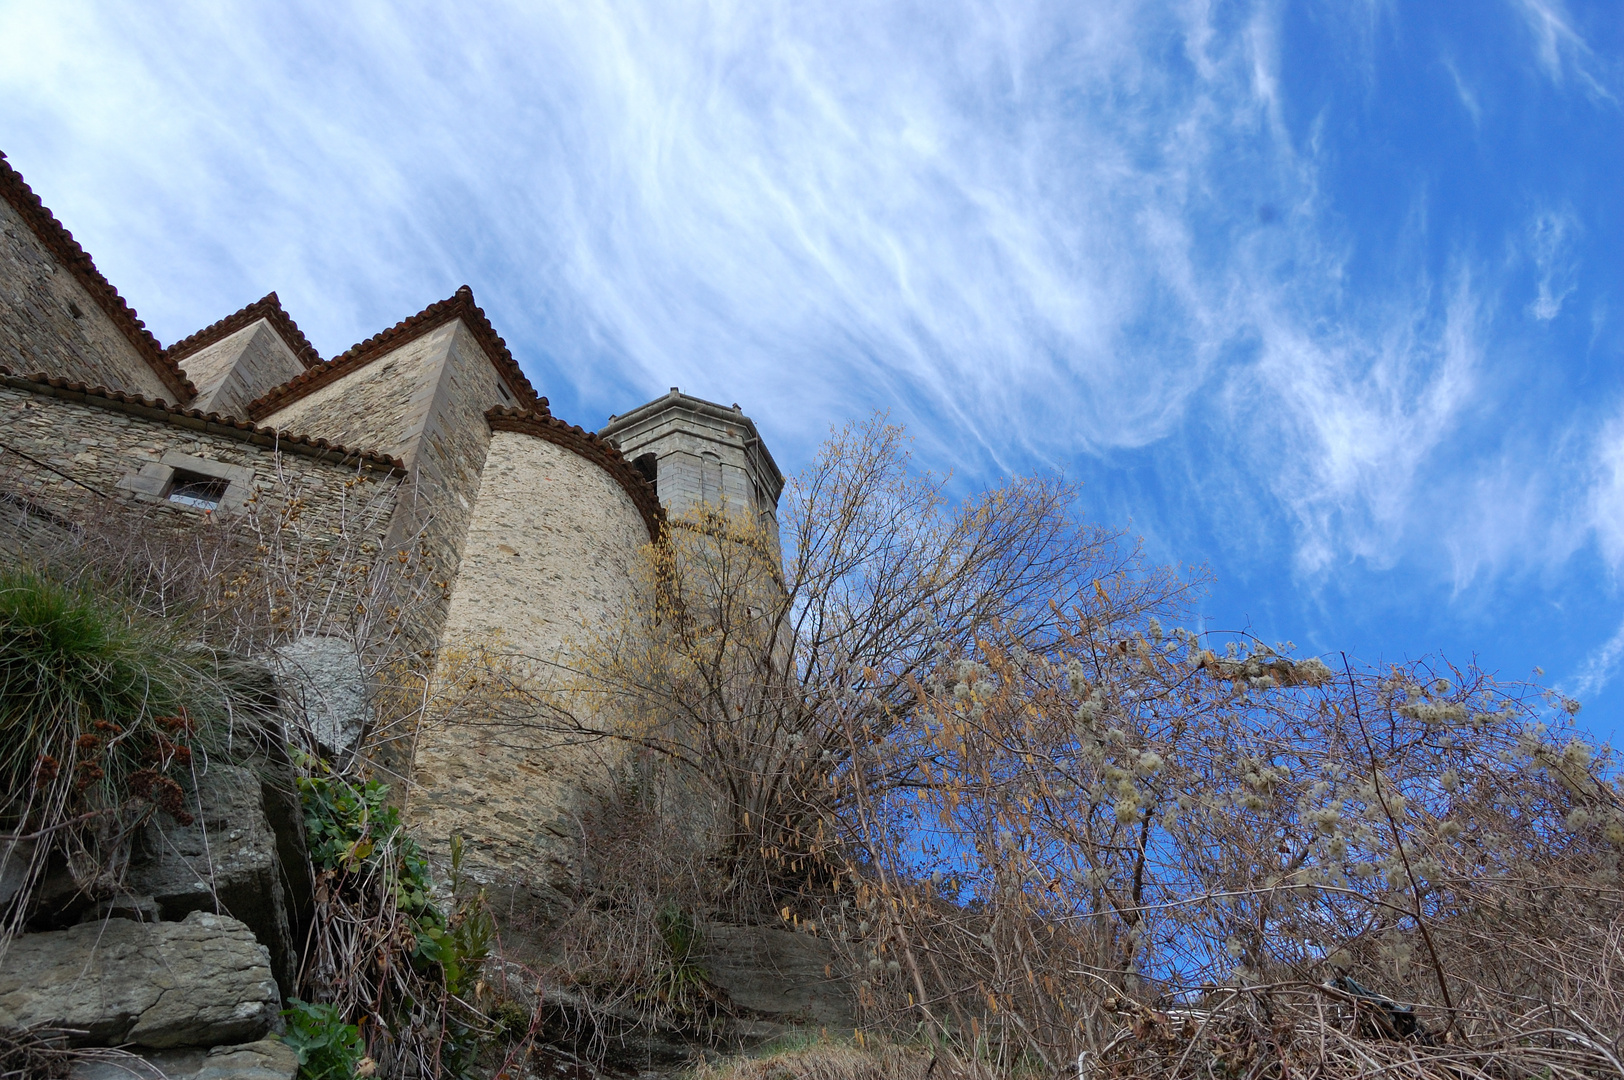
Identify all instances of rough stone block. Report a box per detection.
[274,635,368,758]
[698,924,854,1030]
[69,1038,299,1080]
[125,764,296,995]
[0,911,280,1048]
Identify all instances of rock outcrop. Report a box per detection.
[126,763,298,993]
[0,911,280,1048]
[700,924,855,1034]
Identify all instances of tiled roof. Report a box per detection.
[486,405,664,541]
[0,152,198,403]
[246,286,538,420]
[166,291,322,370]
[0,366,405,474]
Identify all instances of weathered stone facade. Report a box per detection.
[176,315,310,418]
[0,151,785,902]
[0,153,192,402]
[0,375,401,551]
[409,429,654,878]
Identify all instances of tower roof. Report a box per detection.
[600,387,784,496]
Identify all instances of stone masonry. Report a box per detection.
[0,150,786,908]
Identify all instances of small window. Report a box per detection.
[497,382,514,403]
[166,470,229,511]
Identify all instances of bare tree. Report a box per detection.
[535,415,1624,1078]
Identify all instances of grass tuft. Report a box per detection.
[0,567,224,936]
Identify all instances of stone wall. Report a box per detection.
[0,198,171,401]
[259,319,511,638]
[408,429,651,885]
[0,379,399,578]
[258,324,454,467]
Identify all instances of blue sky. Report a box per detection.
[2,1,1620,737]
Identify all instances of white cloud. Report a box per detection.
[1568,614,1624,701]
[1511,0,1616,102]
[1586,412,1624,569]
[1240,270,1482,575]
[1526,209,1579,322]
[1442,56,1482,125]
[0,0,1599,594]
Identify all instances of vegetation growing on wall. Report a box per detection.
[297,766,495,1078]
[0,456,490,1078]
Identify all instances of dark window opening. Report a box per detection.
[633,453,658,496]
[165,470,229,511]
[497,382,514,403]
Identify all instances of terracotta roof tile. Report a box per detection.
[486,405,664,540]
[0,152,197,403]
[245,285,538,420]
[0,365,405,475]
[166,291,322,370]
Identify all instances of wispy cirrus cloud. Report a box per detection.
[0,0,1616,633]
[1512,0,1617,101]
[1526,210,1580,322]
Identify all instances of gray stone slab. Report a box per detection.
[125,764,295,994]
[0,911,280,1048]
[68,1039,298,1080]
[698,924,854,1030]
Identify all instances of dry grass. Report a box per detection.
[0,455,483,1077]
[689,1037,988,1080]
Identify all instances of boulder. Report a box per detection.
[69,1039,299,1080]
[273,635,369,760]
[0,911,280,1048]
[126,763,297,995]
[205,656,316,951]
[698,924,854,1032]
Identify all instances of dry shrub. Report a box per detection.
[0,566,243,944]
[0,450,436,919]
[544,760,727,1029]
[831,627,1624,1077]
[428,416,1154,1053]
[542,415,1624,1078]
[0,1028,73,1079]
[0,454,488,1078]
[553,416,1154,911]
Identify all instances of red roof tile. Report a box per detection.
[166,291,322,371]
[245,286,538,420]
[0,365,405,475]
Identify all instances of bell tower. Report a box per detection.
[600,388,784,547]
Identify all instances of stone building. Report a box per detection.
[0,151,783,887]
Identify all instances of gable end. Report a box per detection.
[0,153,196,402]
[245,286,537,420]
[167,291,322,370]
